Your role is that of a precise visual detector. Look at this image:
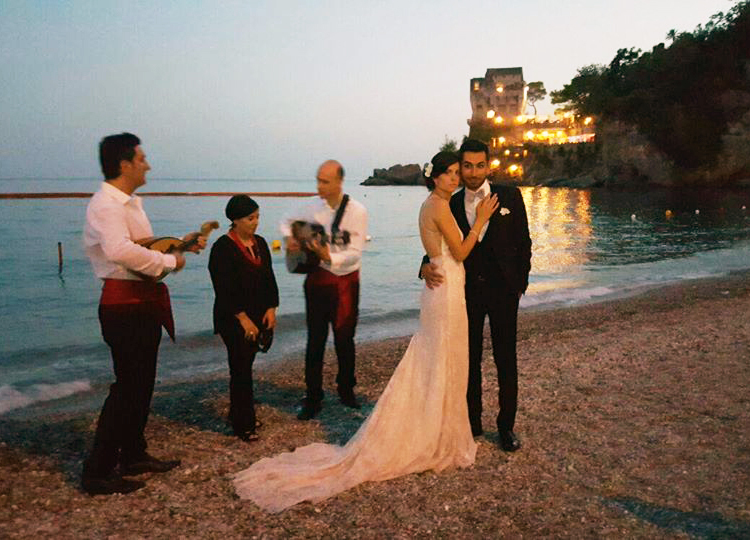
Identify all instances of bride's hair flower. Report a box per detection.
[423,162,433,178]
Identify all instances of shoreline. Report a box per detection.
[1,271,749,537]
[0,191,317,199]
[5,268,747,417]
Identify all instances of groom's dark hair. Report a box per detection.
[458,139,489,162]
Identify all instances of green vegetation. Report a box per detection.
[551,0,750,184]
[439,136,458,153]
[525,82,547,115]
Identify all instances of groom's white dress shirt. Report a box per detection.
[464,179,491,241]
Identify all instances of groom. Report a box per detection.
[423,139,532,452]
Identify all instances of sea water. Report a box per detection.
[1,178,749,415]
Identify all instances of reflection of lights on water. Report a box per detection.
[523,187,593,275]
[526,280,585,294]
[576,190,592,225]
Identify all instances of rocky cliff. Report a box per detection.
[360,164,424,186]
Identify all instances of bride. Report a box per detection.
[233,151,499,512]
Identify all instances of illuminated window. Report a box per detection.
[486,110,495,119]
[473,81,480,91]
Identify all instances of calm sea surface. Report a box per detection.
[1,178,749,414]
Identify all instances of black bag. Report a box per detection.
[286,195,350,273]
[257,327,274,353]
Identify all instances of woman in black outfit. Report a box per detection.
[209,195,279,442]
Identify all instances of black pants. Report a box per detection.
[219,326,257,435]
[303,278,359,403]
[82,303,162,479]
[465,280,520,433]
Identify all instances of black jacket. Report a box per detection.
[450,184,532,294]
[208,234,279,335]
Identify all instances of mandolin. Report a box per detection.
[131,220,219,280]
[135,220,220,253]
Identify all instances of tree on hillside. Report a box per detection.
[549,0,750,175]
[525,81,547,115]
[549,64,607,115]
[439,136,458,153]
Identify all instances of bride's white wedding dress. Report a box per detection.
[234,205,476,512]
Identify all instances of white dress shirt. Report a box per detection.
[464,179,491,241]
[83,182,177,280]
[280,195,368,276]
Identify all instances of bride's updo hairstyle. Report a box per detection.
[423,151,459,191]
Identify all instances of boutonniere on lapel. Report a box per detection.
[499,207,511,216]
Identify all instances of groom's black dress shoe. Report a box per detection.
[120,453,181,476]
[499,431,521,452]
[82,472,145,495]
[338,391,361,409]
[297,400,322,420]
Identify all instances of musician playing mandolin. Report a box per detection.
[81,132,207,496]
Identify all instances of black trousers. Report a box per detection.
[82,302,162,479]
[219,326,257,435]
[465,279,520,433]
[303,277,359,403]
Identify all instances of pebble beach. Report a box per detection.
[1,271,749,538]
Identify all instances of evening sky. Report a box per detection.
[0,0,734,181]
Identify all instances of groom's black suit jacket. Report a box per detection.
[450,184,532,294]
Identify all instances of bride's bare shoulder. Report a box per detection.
[420,194,449,216]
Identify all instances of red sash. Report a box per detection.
[100,279,175,340]
[306,269,359,329]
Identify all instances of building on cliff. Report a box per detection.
[469,67,527,126]
[468,66,595,180]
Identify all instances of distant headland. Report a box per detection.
[363,3,750,189]
[360,164,424,186]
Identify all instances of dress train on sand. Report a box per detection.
[233,238,475,512]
